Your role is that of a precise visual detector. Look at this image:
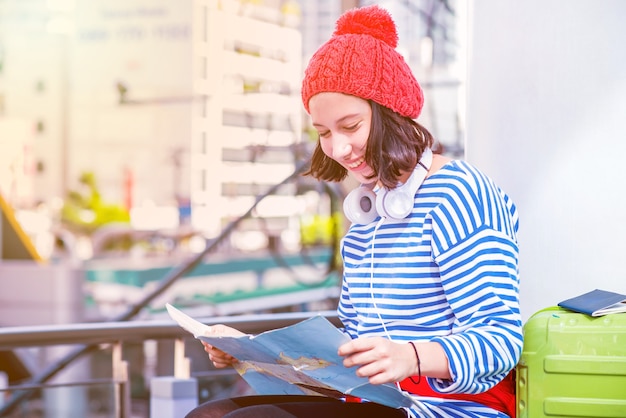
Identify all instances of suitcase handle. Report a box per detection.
[516,363,528,418]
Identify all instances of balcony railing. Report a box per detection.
[0,311,341,417]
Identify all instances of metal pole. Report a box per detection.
[112,342,131,418]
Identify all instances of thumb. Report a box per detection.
[203,324,245,337]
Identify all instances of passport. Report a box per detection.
[558,289,626,317]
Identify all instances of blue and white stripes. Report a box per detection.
[338,160,522,417]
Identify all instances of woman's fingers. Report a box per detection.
[203,343,237,368]
[339,337,384,366]
[338,337,415,384]
[200,325,244,368]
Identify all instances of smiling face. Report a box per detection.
[309,92,375,184]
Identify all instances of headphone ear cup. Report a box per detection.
[376,188,414,220]
[343,187,379,225]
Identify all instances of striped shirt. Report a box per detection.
[338,160,522,417]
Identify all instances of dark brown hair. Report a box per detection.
[304,101,434,189]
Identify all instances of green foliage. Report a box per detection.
[300,212,342,247]
[60,171,130,235]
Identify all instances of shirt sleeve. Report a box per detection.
[427,170,523,394]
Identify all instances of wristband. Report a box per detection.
[408,341,422,384]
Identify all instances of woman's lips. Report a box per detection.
[346,156,366,170]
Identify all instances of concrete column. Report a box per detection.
[150,376,198,418]
[0,372,7,409]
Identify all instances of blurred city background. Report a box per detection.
[0,0,467,416]
[0,0,464,263]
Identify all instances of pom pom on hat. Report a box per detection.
[301,5,423,119]
[335,5,398,48]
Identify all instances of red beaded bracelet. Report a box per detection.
[408,341,422,384]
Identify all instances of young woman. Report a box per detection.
[186,5,521,418]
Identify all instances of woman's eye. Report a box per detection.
[345,123,359,131]
[318,131,331,138]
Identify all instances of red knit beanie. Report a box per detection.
[301,5,424,119]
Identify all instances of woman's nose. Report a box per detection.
[332,137,352,160]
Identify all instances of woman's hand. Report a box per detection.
[201,324,245,369]
[338,337,418,385]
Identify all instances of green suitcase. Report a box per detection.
[517,307,626,418]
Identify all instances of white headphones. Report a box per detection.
[343,148,433,225]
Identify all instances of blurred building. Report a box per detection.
[298,0,342,62]
[0,0,465,256]
[0,0,308,254]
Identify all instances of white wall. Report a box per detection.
[466,0,626,321]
